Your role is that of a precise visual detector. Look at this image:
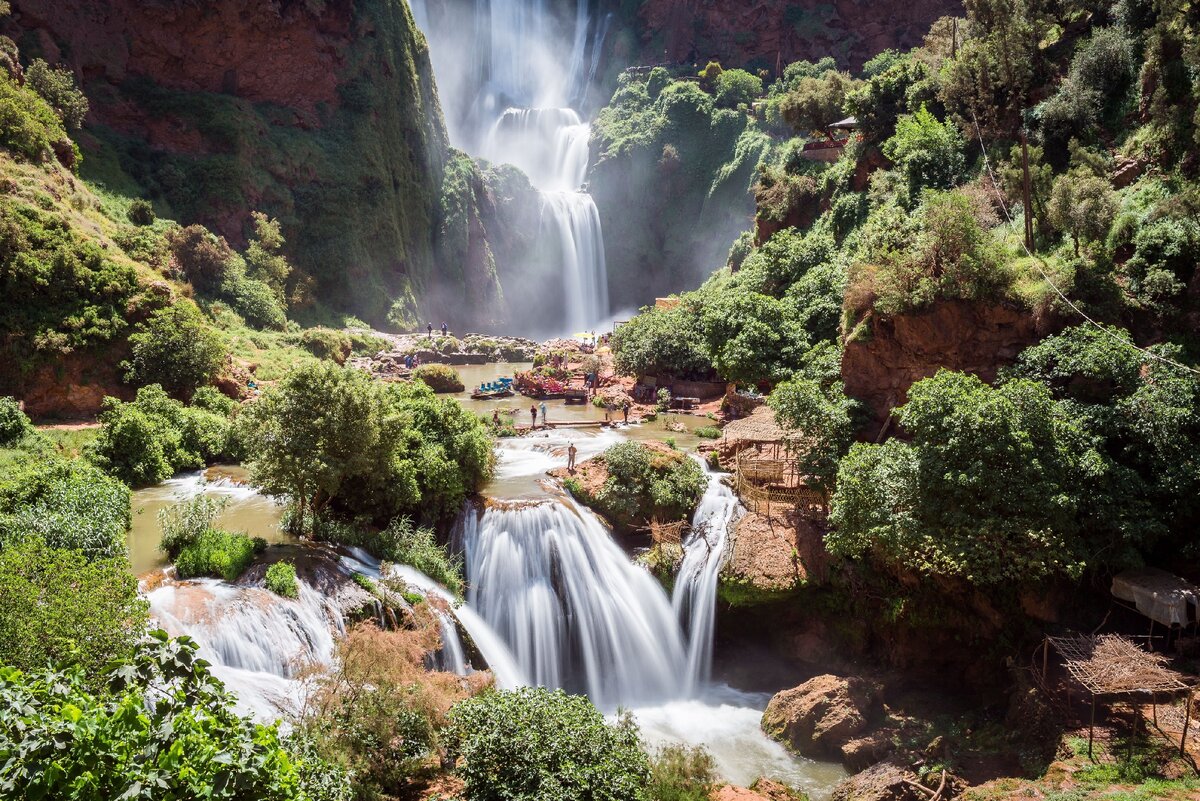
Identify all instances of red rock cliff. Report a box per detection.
[841,302,1049,436]
[635,0,962,71]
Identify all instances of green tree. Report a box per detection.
[882,106,965,198]
[713,68,763,109]
[0,536,147,681]
[0,396,31,446]
[779,71,856,132]
[696,290,805,384]
[610,303,710,379]
[1047,170,1117,254]
[166,224,235,294]
[245,211,292,303]
[445,687,650,801]
[768,378,859,493]
[24,59,88,129]
[588,442,706,529]
[0,631,351,800]
[829,370,1093,585]
[123,301,225,397]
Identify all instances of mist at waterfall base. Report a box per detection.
[409,0,612,338]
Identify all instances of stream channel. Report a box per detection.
[130,363,845,796]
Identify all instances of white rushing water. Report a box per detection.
[409,0,610,334]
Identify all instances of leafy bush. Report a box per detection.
[0,70,71,162]
[714,68,763,109]
[300,327,352,364]
[0,396,31,446]
[126,198,155,226]
[0,631,351,800]
[237,363,493,530]
[174,528,257,582]
[190,385,238,416]
[158,495,228,558]
[1048,170,1117,254]
[829,371,1094,585]
[0,448,131,559]
[265,560,298,598]
[610,303,711,380]
[768,378,859,493]
[445,687,649,801]
[779,71,856,132]
[244,211,292,303]
[882,106,965,198]
[221,266,288,330]
[413,363,465,393]
[648,744,716,801]
[166,224,234,294]
[694,426,721,439]
[592,442,706,529]
[0,536,147,682]
[123,301,226,398]
[91,385,230,486]
[24,59,88,129]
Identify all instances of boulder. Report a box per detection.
[748,778,809,801]
[710,786,772,801]
[761,674,880,758]
[830,759,921,801]
[840,729,897,772]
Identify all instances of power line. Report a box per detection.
[968,110,1200,376]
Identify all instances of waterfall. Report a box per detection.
[409,0,611,334]
[455,466,738,710]
[673,463,742,694]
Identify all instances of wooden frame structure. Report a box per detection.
[1039,633,1194,757]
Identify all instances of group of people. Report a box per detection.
[427,322,448,338]
[403,353,422,370]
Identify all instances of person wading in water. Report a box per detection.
[530,405,538,429]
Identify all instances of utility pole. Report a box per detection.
[1020,129,1034,252]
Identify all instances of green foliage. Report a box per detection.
[592,442,706,529]
[779,71,856,132]
[610,302,710,379]
[694,426,721,439]
[265,561,298,598]
[300,327,352,364]
[1048,170,1117,254]
[158,495,228,558]
[0,630,351,800]
[0,396,31,446]
[446,687,650,801]
[123,301,226,397]
[377,518,463,597]
[882,107,965,198]
[174,528,257,582]
[844,55,931,142]
[125,198,155,226]
[0,446,131,559]
[0,198,140,368]
[91,384,231,486]
[413,363,465,393]
[647,745,716,801]
[24,59,88,129]
[191,385,238,416]
[714,69,763,109]
[244,211,292,304]
[697,288,805,384]
[0,69,73,163]
[768,378,859,493]
[830,370,1096,585]
[0,536,147,681]
[236,362,492,530]
[166,224,234,294]
[165,224,285,329]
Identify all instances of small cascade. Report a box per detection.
[457,498,689,710]
[538,192,608,332]
[673,462,742,694]
[485,108,589,191]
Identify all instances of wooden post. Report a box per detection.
[1042,636,1049,683]
[1020,130,1034,252]
[1182,689,1192,756]
[1088,694,1097,758]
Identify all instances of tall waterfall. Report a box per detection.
[408,0,610,334]
[456,468,736,710]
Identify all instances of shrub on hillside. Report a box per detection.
[0,396,31,446]
[166,224,234,293]
[0,447,131,559]
[445,687,649,801]
[713,68,763,109]
[0,67,76,165]
[779,70,856,132]
[610,303,711,380]
[0,536,146,682]
[300,327,352,364]
[174,528,257,582]
[123,301,225,398]
[0,631,351,800]
[264,561,298,598]
[126,198,155,226]
[413,363,465,393]
[882,106,965,199]
[24,59,88,129]
[648,744,717,801]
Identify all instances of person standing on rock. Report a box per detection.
[622,402,629,425]
[568,442,578,472]
[530,404,538,429]
[427,323,433,339]
[539,401,548,427]
[492,410,500,427]
[441,321,448,336]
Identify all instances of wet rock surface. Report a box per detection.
[762,674,882,759]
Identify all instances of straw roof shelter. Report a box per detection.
[722,406,792,445]
[1040,633,1194,756]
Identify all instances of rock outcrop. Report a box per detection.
[841,302,1047,436]
[761,674,881,759]
[634,0,961,71]
[830,759,922,801]
[721,509,828,604]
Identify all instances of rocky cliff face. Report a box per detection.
[841,302,1049,436]
[5,0,501,327]
[631,0,962,71]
